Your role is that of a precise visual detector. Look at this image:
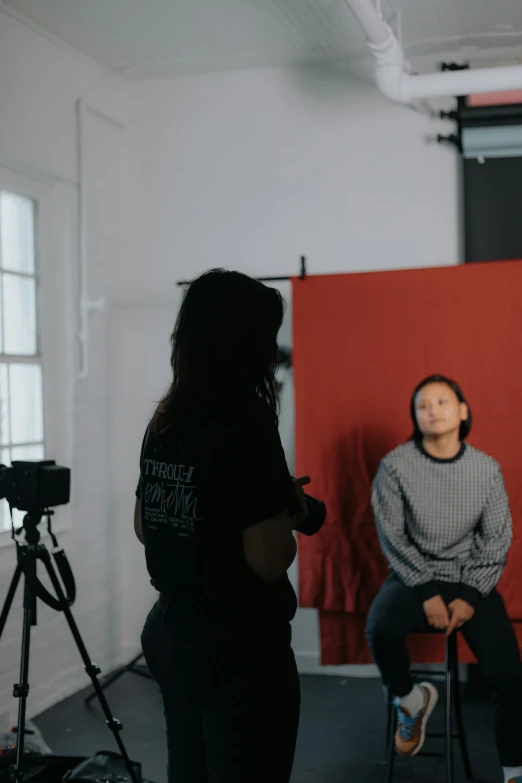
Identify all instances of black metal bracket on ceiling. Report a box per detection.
[440,62,470,73]
[176,256,307,287]
[437,131,462,152]
[436,63,469,153]
[437,63,522,155]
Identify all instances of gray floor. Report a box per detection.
[34,672,501,783]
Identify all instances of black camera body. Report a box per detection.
[295,494,327,537]
[0,460,71,514]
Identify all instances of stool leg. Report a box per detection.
[445,635,455,783]
[452,640,474,780]
[385,689,392,757]
[386,696,396,783]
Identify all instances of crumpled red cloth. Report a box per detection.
[292,263,522,664]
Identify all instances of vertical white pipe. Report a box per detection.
[344,0,390,47]
[75,101,109,380]
[76,99,88,380]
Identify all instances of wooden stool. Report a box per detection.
[385,632,474,783]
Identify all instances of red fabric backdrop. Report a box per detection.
[293,261,522,665]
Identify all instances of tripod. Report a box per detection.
[84,653,152,706]
[0,511,139,783]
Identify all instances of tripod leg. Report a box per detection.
[0,564,22,640]
[11,607,33,781]
[41,555,139,783]
[129,653,152,680]
[10,553,37,783]
[85,653,148,706]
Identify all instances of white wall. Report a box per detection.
[124,64,460,292]
[0,8,136,723]
[123,64,461,673]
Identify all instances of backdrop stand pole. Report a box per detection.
[176,256,307,287]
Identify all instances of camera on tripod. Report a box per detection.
[0,458,140,783]
[0,460,70,514]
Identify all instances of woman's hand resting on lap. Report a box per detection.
[423,595,450,630]
[446,599,475,636]
[423,595,475,635]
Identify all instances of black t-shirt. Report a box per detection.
[135,398,301,641]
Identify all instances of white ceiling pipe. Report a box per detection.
[344,0,391,48]
[406,65,522,100]
[345,0,522,103]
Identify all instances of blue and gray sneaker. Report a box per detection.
[393,683,438,757]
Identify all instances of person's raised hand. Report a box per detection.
[423,595,450,631]
[446,599,475,636]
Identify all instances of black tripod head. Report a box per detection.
[10,510,76,616]
[19,511,45,546]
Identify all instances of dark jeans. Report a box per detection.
[141,597,301,783]
[366,574,522,766]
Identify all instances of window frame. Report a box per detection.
[0,167,75,544]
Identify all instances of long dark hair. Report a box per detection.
[150,269,284,437]
[410,374,472,442]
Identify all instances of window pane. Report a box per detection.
[0,364,9,445]
[11,444,44,462]
[3,274,37,355]
[1,192,35,274]
[9,364,43,445]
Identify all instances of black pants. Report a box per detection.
[141,598,301,783]
[366,574,522,766]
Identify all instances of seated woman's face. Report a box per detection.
[414,382,468,439]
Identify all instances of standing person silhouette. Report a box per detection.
[134,269,319,783]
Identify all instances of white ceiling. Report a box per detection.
[4,0,522,79]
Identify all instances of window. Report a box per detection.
[0,168,74,542]
[0,191,44,531]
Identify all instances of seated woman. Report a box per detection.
[366,374,522,783]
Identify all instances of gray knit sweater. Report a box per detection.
[371,441,512,607]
